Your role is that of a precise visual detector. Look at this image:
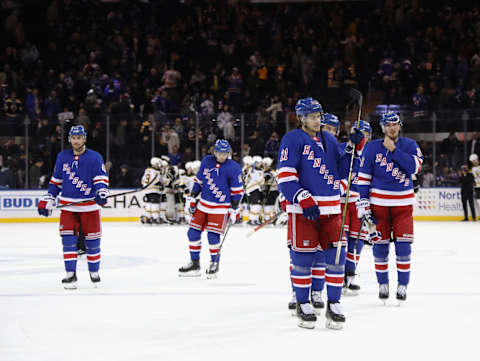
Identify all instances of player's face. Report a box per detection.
[323,124,338,136]
[70,135,86,152]
[302,112,322,135]
[384,122,400,140]
[214,151,229,163]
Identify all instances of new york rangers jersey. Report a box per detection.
[357,138,423,206]
[192,155,244,214]
[277,129,347,215]
[338,142,361,204]
[48,149,109,212]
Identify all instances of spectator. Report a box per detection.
[0,156,16,189]
[216,104,233,131]
[458,164,476,221]
[29,158,45,188]
[264,132,280,159]
[168,145,182,166]
[113,164,134,188]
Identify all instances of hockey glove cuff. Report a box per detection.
[296,190,320,221]
[228,208,241,224]
[185,196,198,216]
[355,198,372,220]
[94,188,109,206]
[38,194,55,217]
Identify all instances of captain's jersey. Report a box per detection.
[48,149,109,212]
[357,138,423,206]
[192,155,244,214]
[277,129,347,215]
[338,142,361,203]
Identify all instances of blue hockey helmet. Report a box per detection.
[214,139,231,153]
[354,120,372,134]
[68,125,87,140]
[295,97,324,118]
[379,111,402,132]
[321,113,340,128]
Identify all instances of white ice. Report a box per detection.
[1,221,479,361]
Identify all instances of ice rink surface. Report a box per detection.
[1,221,479,361]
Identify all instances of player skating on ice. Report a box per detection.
[357,112,423,305]
[37,125,109,289]
[277,97,364,329]
[178,139,243,279]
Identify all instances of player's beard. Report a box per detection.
[72,143,86,155]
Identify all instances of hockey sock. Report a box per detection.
[160,201,168,220]
[152,203,160,222]
[62,235,78,272]
[289,248,294,291]
[373,243,390,284]
[325,247,345,303]
[264,205,275,221]
[85,238,101,272]
[311,250,326,292]
[345,236,364,274]
[187,228,202,261]
[290,251,315,304]
[207,232,221,262]
[395,242,411,286]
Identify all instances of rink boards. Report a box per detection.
[0,188,477,222]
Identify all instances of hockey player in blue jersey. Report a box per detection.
[178,139,244,279]
[277,97,364,329]
[37,125,109,289]
[356,112,423,304]
[338,120,372,296]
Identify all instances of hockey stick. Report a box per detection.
[335,88,363,265]
[245,210,284,238]
[56,175,158,209]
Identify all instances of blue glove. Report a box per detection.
[297,190,320,221]
[37,194,55,217]
[94,188,109,205]
[349,127,364,145]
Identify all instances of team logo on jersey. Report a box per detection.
[72,177,79,184]
[323,169,329,180]
[69,172,75,180]
[327,175,333,184]
[392,168,399,177]
[303,145,311,155]
[376,154,383,163]
[307,151,314,160]
[319,164,326,174]
[386,162,393,172]
[313,158,321,168]
[380,157,387,166]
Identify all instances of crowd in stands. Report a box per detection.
[0,0,479,189]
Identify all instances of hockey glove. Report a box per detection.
[94,188,109,206]
[228,207,241,224]
[185,196,198,216]
[355,198,372,220]
[296,189,320,221]
[349,127,366,153]
[37,194,55,217]
[364,220,382,244]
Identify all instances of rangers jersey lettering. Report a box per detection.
[48,149,109,212]
[192,155,243,214]
[357,138,423,206]
[277,129,347,215]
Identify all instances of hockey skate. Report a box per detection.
[296,302,317,329]
[89,272,101,287]
[379,283,389,305]
[396,284,407,305]
[205,261,219,279]
[140,215,147,224]
[288,291,297,316]
[311,290,325,315]
[342,272,360,296]
[62,272,77,290]
[325,301,346,330]
[178,260,201,277]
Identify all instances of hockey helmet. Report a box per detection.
[68,125,87,141]
[380,111,402,132]
[185,161,193,171]
[243,156,253,167]
[161,155,171,164]
[214,139,231,153]
[192,160,201,173]
[179,169,186,176]
[321,113,340,135]
[252,155,262,166]
[150,157,161,169]
[469,153,479,162]
[295,97,324,119]
[262,157,273,167]
[159,159,169,168]
[356,120,372,134]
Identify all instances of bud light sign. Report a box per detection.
[0,194,41,210]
